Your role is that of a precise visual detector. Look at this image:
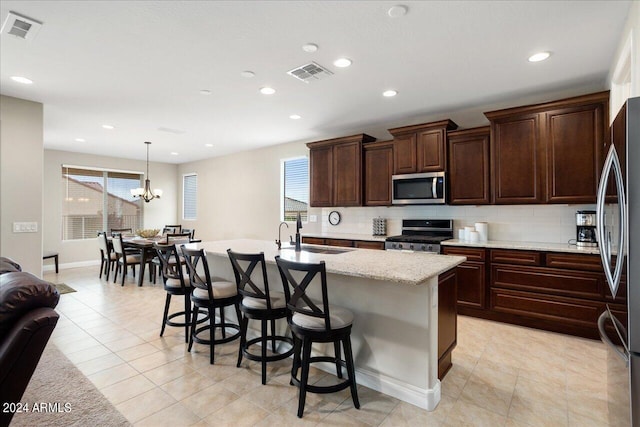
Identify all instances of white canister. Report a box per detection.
[464,226,475,241]
[468,230,480,243]
[458,229,465,240]
[474,222,488,242]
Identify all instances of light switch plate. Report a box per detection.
[309,215,317,222]
[13,222,38,233]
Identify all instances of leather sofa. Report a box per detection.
[0,257,60,426]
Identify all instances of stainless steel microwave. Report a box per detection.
[392,172,446,205]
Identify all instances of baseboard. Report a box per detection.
[314,360,441,411]
[43,259,100,272]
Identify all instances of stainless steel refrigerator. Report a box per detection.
[596,96,639,427]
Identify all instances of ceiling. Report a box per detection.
[0,1,632,164]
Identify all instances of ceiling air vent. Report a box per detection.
[1,11,43,40]
[287,62,333,83]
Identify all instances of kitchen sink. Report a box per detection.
[280,245,351,254]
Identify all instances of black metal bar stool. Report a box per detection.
[275,256,360,418]
[227,249,294,385]
[182,246,241,364]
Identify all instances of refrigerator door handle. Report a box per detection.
[596,144,627,298]
[598,310,629,366]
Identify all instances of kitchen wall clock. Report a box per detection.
[328,211,341,226]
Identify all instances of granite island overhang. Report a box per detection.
[189,239,466,410]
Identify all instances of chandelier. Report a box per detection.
[130,141,163,202]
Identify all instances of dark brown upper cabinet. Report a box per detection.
[388,119,458,175]
[447,126,490,205]
[307,134,376,207]
[363,140,394,206]
[485,91,608,204]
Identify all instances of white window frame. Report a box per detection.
[182,173,197,220]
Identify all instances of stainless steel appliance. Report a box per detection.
[596,96,639,427]
[392,172,446,205]
[576,209,597,247]
[384,219,453,252]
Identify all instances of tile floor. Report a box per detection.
[43,266,612,426]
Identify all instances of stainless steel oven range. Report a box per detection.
[384,219,453,253]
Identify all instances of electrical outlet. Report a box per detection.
[309,215,317,222]
[13,222,38,233]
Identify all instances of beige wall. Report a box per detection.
[0,95,44,275]
[177,140,317,242]
[43,149,179,267]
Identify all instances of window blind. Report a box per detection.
[283,157,309,221]
[183,174,197,220]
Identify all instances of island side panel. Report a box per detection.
[204,251,442,410]
[438,268,458,379]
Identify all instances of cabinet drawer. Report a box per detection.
[302,237,326,245]
[491,265,602,299]
[354,240,385,250]
[442,246,486,261]
[490,249,542,266]
[545,252,603,272]
[491,288,604,329]
[325,239,354,248]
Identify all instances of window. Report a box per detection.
[183,173,197,220]
[62,166,143,240]
[282,157,309,221]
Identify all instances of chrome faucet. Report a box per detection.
[295,211,303,252]
[276,221,289,249]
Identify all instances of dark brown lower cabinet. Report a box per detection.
[444,246,628,339]
[301,236,384,250]
[438,268,457,380]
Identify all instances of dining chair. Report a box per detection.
[162,224,182,234]
[112,234,143,286]
[97,231,117,281]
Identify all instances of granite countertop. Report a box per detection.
[441,239,600,255]
[197,239,465,286]
[302,232,387,242]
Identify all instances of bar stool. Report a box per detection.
[155,243,196,342]
[182,246,241,364]
[227,249,294,384]
[275,256,360,418]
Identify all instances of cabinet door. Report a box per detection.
[448,128,490,204]
[491,113,544,203]
[354,240,385,250]
[333,141,362,206]
[393,134,417,174]
[417,129,446,172]
[309,146,333,207]
[364,142,393,206]
[545,103,605,203]
[443,247,486,309]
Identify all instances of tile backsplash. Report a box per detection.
[305,204,597,244]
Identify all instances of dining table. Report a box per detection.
[108,234,198,287]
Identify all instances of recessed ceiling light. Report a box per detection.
[75,138,86,142]
[200,89,212,95]
[205,143,213,147]
[289,114,302,120]
[383,90,398,97]
[528,52,551,62]
[260,87,276,95]
[241,71,255,78]
[388,5,408,18]
[170,152,179,156]
[102,124,115,130]
[11,76,33,84]
[333,58,352,68]
[302,43,318,53]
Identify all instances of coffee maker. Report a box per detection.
[576,210,597,247]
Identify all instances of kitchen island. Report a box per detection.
[193,239,465,410]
